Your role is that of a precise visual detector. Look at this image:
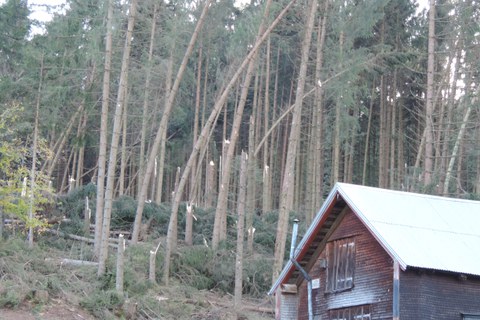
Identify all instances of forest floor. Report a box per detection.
[0,291,274,320]
[0,236,275,320]
[0,298,95,320]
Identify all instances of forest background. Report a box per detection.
[1,0,480,315]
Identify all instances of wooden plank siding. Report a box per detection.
[296,208,394,319]
[400,269,480,319]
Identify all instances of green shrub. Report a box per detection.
[80,289,124,315]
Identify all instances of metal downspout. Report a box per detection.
[290,219,313,320]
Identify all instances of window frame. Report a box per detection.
[329,304,371,320]
[326,237,356,292]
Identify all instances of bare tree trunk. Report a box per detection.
[332,31,344,185]
[75,111,88,188]
[212,0,272,250]
[205,161,216,208]
[189,41,203,205]
[161,0,297,285]
[138,3,158,197]
[362,82,375,185]
[261,37,271,214]
[115,234,125,294]
[28,55,44,248]
[313,8,328,210]
[44,105,83,178]
[155,54,174,205]
[424,0,436,186]
[94,0,113,258]
[246,116,256,254]
[98,0,138,277]
[272,0,317,282]
[234,151,248,311]
[443,86,479,195]
[119,92,128,196]
[132,0,213,245]
[389,71,397,189]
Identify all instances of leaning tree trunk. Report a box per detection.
[131,0,213,245]
[161,0,297,285]
[443,85,479,195]
[211,0,272,250]
[272,0,317,283]
[98,0,138,277]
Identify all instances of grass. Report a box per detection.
[0,235,274,319]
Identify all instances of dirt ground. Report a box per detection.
[0,298,95,320]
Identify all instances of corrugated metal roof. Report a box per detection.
[337,183,480,276]
[269,183,480,295]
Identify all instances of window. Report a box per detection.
[463,315,480,320]
[330,305,371,320]
[326,237,355,292]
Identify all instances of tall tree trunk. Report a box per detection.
[424,0,436,186]
[362,81,375,185]
[154,54,174,205]
[98,0,138,276]
[138,3,158,197]
[28,55,43,248]
[119,91,128,196]
[246,115,256,254]
[332,30,344,185]
[161,0,297,284]
[234,151,247,310]
[94,0,114,258]
[389,70,397,189]
[443,85,479,195]
[313,8,328,210]
[44,105,83,179]
[75,111,88,188]
[131,0,213,246]
[212,0,272,250]
[261,37,271,214]
[272,0,317,282]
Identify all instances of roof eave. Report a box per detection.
[268,183,341,295]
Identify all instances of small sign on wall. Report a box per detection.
[312,278,320,289]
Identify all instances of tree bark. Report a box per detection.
[28,54,43,248]
[246,115,256,254]
[132,0,213,245]
[313,8,328,211]
[332,31,344,185]
[138,3,158,198]
[98,0,138,276]
[161,0,297,285]
[272,0,317,282]
[424,0,436,186]
[234,151,247,310]
[94,0,113,258]
[211,0,272,250]
[443,85,479,195]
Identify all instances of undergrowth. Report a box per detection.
[0,184,279,319]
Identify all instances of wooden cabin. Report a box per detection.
[269,183,480,320]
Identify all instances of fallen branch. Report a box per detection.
[45,228,119,248]
[45,258,99,267]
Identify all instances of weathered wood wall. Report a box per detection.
[296,208,394,319]
[400,268,480,319]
